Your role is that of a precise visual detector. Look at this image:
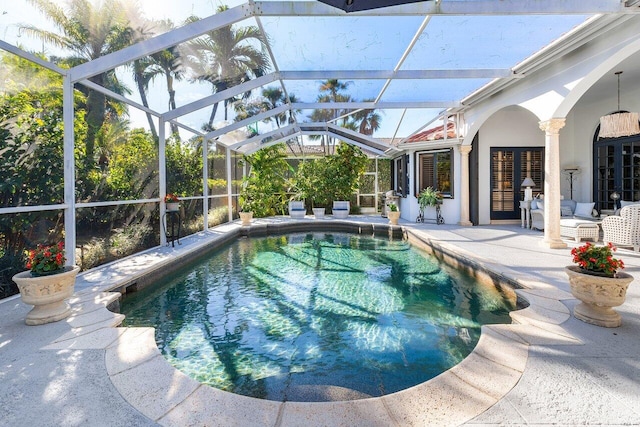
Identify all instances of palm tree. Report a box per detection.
[286,93,302,125]
[259,88,304,155]
[187,6,270,128]
[262,87,286,127]
[310,79,352,154]
[22,0,136,167]
[184,6,270,129]
[350,100,382,136]
[132,55,158,140]
[319,79,350,102]
[129,19,184,139]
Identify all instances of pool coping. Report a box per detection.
[38,217,582,426]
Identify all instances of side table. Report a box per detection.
[163,210,182,247]
[519,200,531,229]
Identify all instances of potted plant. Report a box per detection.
[12,242,80,325]
[416,187,445,224]
[238,198,254,226]
[418,186,443,209]
[164,193,180,212]
[565,242,633,327]
[387,203,401,225]
[238,185,255,226]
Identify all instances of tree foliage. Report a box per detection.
[22,0,137,167]
[0,55,87,252]
[239,144,291,217]
[295,143,368,210]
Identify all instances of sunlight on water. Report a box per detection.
[121,233,516,401]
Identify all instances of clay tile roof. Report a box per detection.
[405,121,457,143]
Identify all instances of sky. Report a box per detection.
[0,0,590,141]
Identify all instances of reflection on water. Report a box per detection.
[121,233,516,402]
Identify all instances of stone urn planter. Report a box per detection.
[239,211,253,226]
[388,210,401,225]
[565,265,633,327]
[12,265,80,325]
[313,207,325,219]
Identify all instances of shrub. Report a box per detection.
[0,250,24,299]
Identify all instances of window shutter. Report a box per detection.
[421,154,434,190]
[390,158,395,192]
[403,154,409,197]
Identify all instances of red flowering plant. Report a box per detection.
[26,242,66,276]
[571,242,624,277]
[164,193,180,203]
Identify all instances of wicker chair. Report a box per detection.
[601,205,640,251]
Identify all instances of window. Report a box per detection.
[416,149,453,198]
[393,155,409,197]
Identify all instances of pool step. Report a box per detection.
[285,384,373,402]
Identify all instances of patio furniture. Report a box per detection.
[614,200,640,215]
[559,218,600,242]
[288,200,306,219]
[332,201,350,219]
[601,204,640,251]
[530,199,596,230]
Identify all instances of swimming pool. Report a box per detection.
[121,232,517,402]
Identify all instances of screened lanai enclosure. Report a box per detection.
[1,0,639,297]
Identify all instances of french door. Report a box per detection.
[594,135,640,211]
[490,148,544,220]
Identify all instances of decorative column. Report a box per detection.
[458,144,473,226]
[539,118,566,249]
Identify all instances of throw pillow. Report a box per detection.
[620,200,639,208]
[561,206,573,217]
[536,200,544,211]
[574,202,595,217]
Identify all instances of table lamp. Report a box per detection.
[521,177,536,201]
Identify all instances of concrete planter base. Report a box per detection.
[12,266,80,325]
[565,265,633,327]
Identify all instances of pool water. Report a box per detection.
[121,233,516,402]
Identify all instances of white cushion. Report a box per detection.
[535,200,544,211]
[574,202,595,217]
[560,218,599,228]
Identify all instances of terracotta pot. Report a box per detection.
[12,265,80,325]
[388,210,401,225]
[565,265,633,327]
[239,211,253,226]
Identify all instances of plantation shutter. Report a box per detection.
[421,154,435,190]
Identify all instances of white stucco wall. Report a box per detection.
[396,144,463,225]
[476,106,543,225]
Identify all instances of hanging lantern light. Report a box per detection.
[598,71,640,139]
